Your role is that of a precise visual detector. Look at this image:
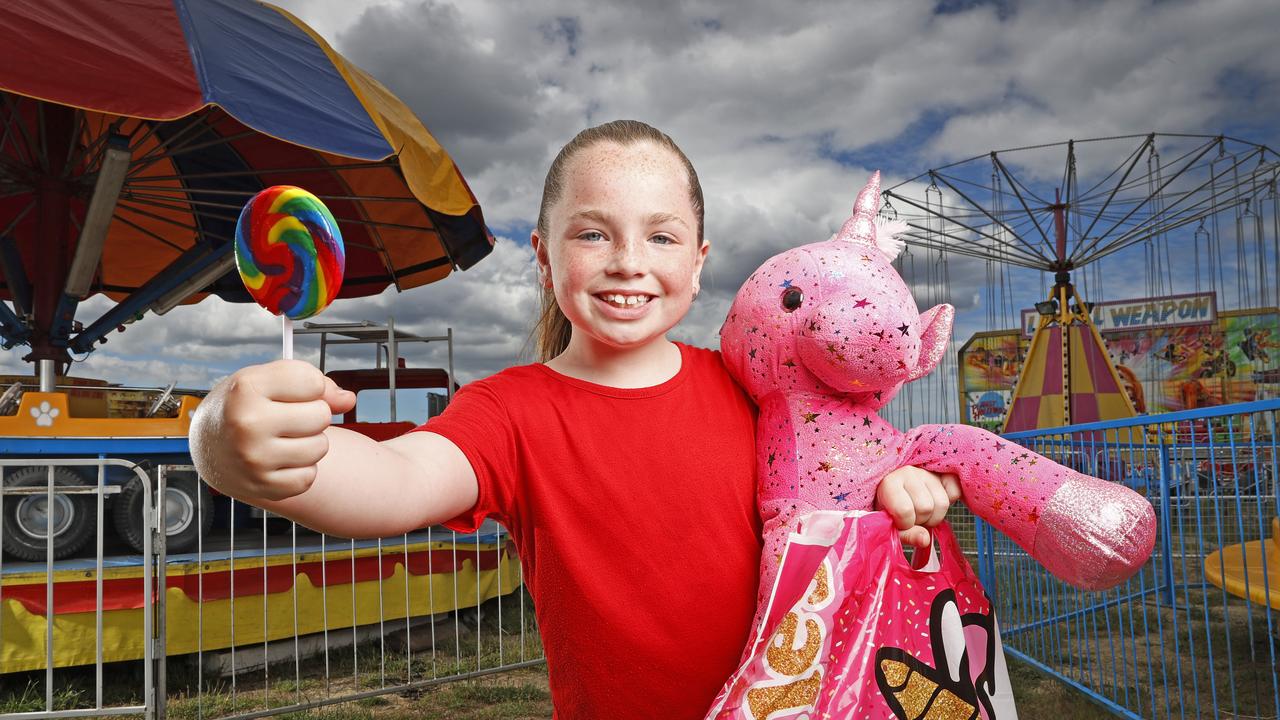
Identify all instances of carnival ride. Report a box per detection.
[0,0,494,561]
[880,132,1280,616]
[0,0,518,675]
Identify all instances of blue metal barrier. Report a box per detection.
[981,399,1280,719]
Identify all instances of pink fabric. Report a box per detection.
[718,172,1157,651]
[708,512,1014,719]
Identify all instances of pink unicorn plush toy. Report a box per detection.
[720,172,1157,629]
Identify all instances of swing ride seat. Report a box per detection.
[1204,516,1280,610]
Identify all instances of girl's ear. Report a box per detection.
[531,230,553,288]
[692,238,710,294]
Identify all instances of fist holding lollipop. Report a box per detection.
[192,360,356,501]
[191,186,353,503]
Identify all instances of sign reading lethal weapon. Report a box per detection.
[1021,293,1217,338]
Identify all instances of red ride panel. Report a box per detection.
[3,547,505,616]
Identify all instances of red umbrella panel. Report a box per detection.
[0,0,494,367]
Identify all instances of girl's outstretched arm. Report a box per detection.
[190,360,478,538]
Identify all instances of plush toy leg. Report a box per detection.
[900,423,1156,591]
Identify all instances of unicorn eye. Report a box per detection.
[781,287,804,312]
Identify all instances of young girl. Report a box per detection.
[189,120,959,719]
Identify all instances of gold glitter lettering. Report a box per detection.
[807,562,830,606]
[766,612,823,675]
[745,671,822,720]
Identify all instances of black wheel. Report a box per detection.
[1,466,95,561]
[112,473,213,554]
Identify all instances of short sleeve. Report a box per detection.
[414,380,521,534]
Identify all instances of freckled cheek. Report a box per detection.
[549,251,597,292]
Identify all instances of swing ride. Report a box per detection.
[881,133,1280,613]
[879,133,1280,431]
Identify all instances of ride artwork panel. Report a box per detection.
[959,333,1028,432]
[958,305,1280,428]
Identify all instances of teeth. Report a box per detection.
[602,294,649,307]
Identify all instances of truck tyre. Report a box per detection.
[113,473,213,554]
[1,466,95,561]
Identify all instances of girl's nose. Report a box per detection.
[606,237,645,276]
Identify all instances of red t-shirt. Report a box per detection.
[419,342,761,718]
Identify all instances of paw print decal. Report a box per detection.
[31,401,59,427]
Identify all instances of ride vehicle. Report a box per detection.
[0,320,456,561]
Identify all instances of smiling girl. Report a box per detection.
[190,120,957,718]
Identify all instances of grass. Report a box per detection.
[998,576,1280,719]
[9,552,1278,719]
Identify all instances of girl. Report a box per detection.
[189,120,958,719]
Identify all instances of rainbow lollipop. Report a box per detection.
[235,186,345,359]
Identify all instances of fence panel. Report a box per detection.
[982,399,1280,720]
[1,459,542,720]
[152,465,541,720]
[0,458,155,720]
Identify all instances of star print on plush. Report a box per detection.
[712,171,1158,692]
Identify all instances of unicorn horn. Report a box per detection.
[836,171,882,246]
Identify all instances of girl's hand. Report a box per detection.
[191,360,356,503]
[875,466,962,549]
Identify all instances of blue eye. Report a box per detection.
[579,231,605,242]
[650,234,675,245]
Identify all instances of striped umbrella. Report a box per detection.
[0,0,493,368]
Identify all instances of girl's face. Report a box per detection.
[532,141,707,354]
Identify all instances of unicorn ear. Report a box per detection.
[873,217,908,261]
[907,304,954,381]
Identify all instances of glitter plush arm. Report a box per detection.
[899,423,1156,590]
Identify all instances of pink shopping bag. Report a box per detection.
[708,511,1017,720]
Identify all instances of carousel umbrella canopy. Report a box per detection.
[0,0,494,367]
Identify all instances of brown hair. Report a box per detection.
[531,120,705,362]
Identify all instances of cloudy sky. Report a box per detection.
[16,0,1279,423]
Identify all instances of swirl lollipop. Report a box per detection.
[235,186,345,358]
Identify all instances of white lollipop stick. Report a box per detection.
[282,315,294,360]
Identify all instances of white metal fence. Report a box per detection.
[0,460,541,719]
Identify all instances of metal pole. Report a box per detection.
[39,358,54,392]
[388,318,398,422]
[155,466,168,720]
[447,328,455,402]
[1157,440,1177,609]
